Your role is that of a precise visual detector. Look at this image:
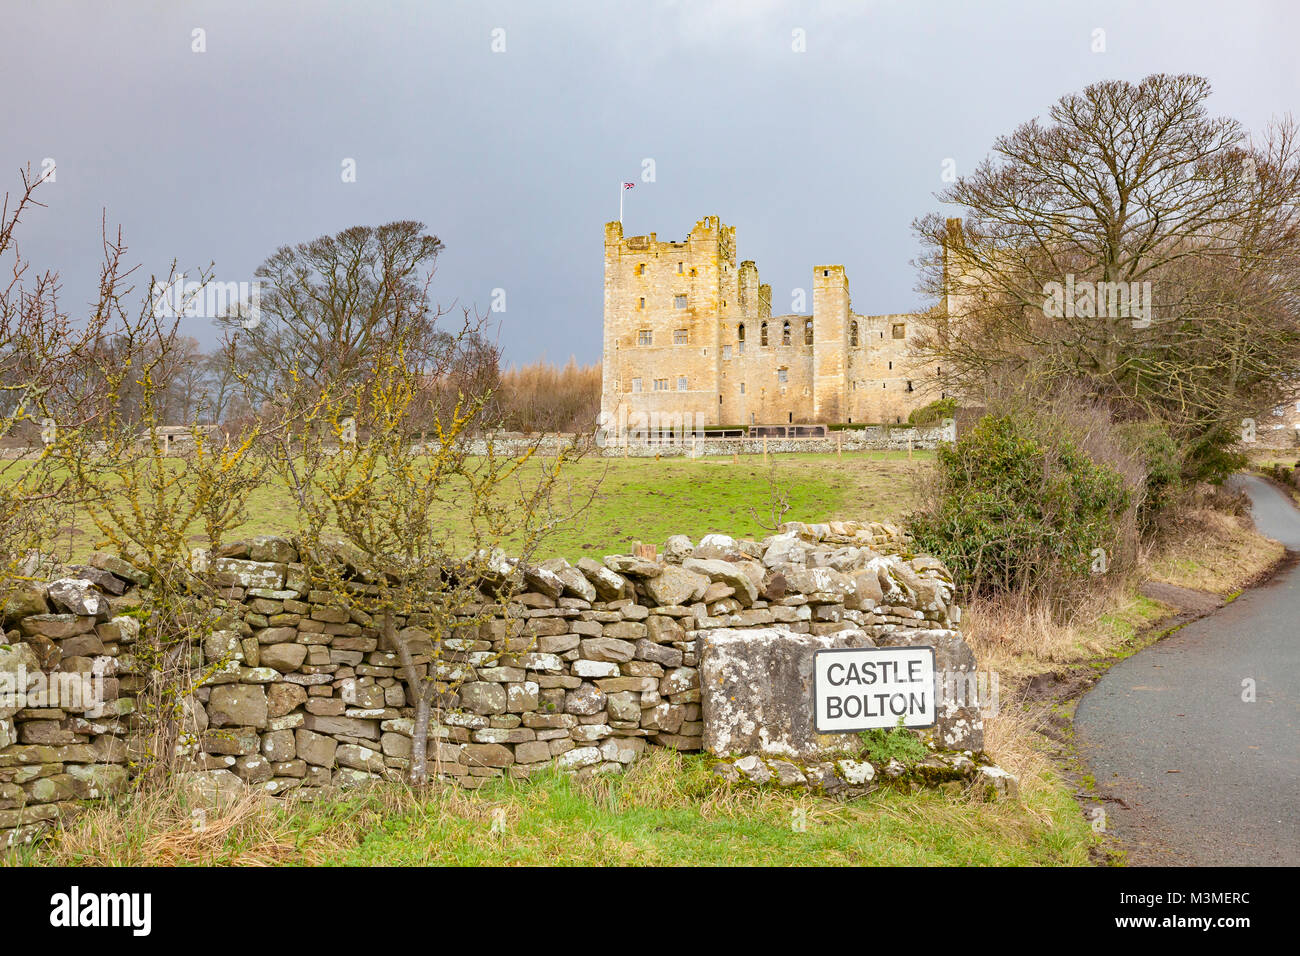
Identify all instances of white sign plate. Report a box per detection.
[812,646,937,733]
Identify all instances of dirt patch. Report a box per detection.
[1137,580,1222,616]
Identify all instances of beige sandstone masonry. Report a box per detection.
[601,215,951,429]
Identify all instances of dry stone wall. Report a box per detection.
[1,518,996,850]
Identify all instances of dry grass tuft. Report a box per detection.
[961,588,1125,678]
[14,789,297,866]
[1143,504,1282,594]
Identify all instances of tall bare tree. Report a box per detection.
[221,222,449,403]
[913,73,1300,476]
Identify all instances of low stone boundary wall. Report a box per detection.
[2,517,991,850]
[433,423,956,459]
[3,424,954,465]
[593,425,952,457]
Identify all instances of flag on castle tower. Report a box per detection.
[619,181,636,223]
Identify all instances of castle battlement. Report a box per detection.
[601,216,942,428]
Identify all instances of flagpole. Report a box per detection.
[619,181,624,224]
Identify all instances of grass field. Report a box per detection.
[534,450,928,558]
[35,449,931,562]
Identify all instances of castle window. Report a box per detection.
[636,263,646,275]
[850,321,858,346]
[677,376,688,391]
[782,321,791,346]
[823,270,829,277]
[740,382,746,394]
[892,323,906,339]
[674,294,687,309]
[804,319,813,345]
[760,322,769,346]
[777,367,788,383]
[677,262,684,274]
[906,380,914,392]
[653,378,669,391]
[638,297,645,310]
[888,361,892,370]
[638,329,652,346]
[631,378,642,393]
[674,328,688,345]
[722,345,732,360]
[738,323,745,342]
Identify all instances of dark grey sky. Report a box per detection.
[2,0,1295,365]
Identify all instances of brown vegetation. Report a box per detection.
[490,358,601,434]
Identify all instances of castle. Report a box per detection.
[600,216,943,429]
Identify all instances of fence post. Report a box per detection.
[763,435,768,464]
[837,430,842,459]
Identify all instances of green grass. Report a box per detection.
[1088,595,1171,661]
[21,449,931,563]
[331,771,1086,867]
[536,451,928,559]
[14,750,1095,867]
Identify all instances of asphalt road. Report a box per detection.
[1074,474,1300,866]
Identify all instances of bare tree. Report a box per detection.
[220,222,449,403]
[0,168,119,583]
[912,74,1300,475]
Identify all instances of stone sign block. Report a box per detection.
[699,626,877,759]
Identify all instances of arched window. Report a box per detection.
[760,321,768,346]
[850,321,859,346]
[737,323,745,343]
[782,320,791,346]
[804,319,813,345]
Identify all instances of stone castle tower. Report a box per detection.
[601,215,942,429]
